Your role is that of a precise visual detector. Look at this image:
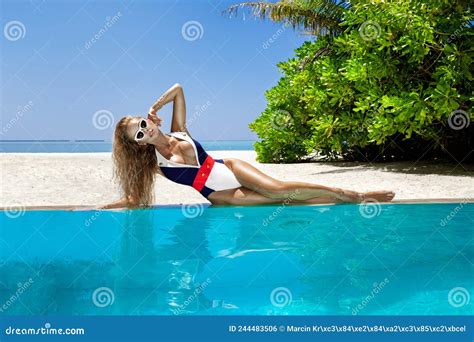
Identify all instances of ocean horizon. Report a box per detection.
[0,140,257,153]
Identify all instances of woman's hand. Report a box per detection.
[148,85,182,128]
[97,196,139,210]
[148,109,163,127]
[95,204,110,210]
[94,203,117,210]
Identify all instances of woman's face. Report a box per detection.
[126,117,160,145]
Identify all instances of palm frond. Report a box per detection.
[223,0,350,36]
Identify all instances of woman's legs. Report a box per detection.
[207,187,342,206]
[222,158,395,203]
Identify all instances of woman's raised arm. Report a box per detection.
[148,83,190,135]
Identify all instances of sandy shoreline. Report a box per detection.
[1,151,473,209]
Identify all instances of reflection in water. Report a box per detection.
[293,204,474,315]
[114,208,215,315]
[0,203,472,315]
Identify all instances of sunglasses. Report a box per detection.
[134,119,149,141]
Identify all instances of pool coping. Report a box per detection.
[0,198,473,211]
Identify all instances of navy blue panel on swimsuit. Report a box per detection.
[155,132,241,199]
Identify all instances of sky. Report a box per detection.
[1,0,309,141]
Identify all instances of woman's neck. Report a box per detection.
[153,131,174,154]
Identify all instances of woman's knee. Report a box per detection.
[257,181,291,199]
[208,188,244,205]
[222,158,289,198]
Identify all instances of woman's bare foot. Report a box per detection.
[360,191,395,202]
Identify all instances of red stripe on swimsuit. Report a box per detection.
[192,155,215,192]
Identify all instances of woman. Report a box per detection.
[102,83,395,209]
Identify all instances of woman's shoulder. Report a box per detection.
[168,131,195,151]
[169,128,192,137]
[169,130,188,136]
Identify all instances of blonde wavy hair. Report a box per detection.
[112,116,159,207]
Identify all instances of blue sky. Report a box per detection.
[1,0,309,141]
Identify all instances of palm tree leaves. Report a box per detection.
[223,0,350,37]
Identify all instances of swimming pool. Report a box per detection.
[0,202,472,316]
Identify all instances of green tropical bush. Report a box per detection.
[247,0,473,162]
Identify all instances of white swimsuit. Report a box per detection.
[154,132,242,198]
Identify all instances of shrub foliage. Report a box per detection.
[249,0,473,162]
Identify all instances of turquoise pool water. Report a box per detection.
[0,203,472,316]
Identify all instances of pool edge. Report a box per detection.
[0,198,473,211]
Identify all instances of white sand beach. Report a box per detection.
[1,151,473,209]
